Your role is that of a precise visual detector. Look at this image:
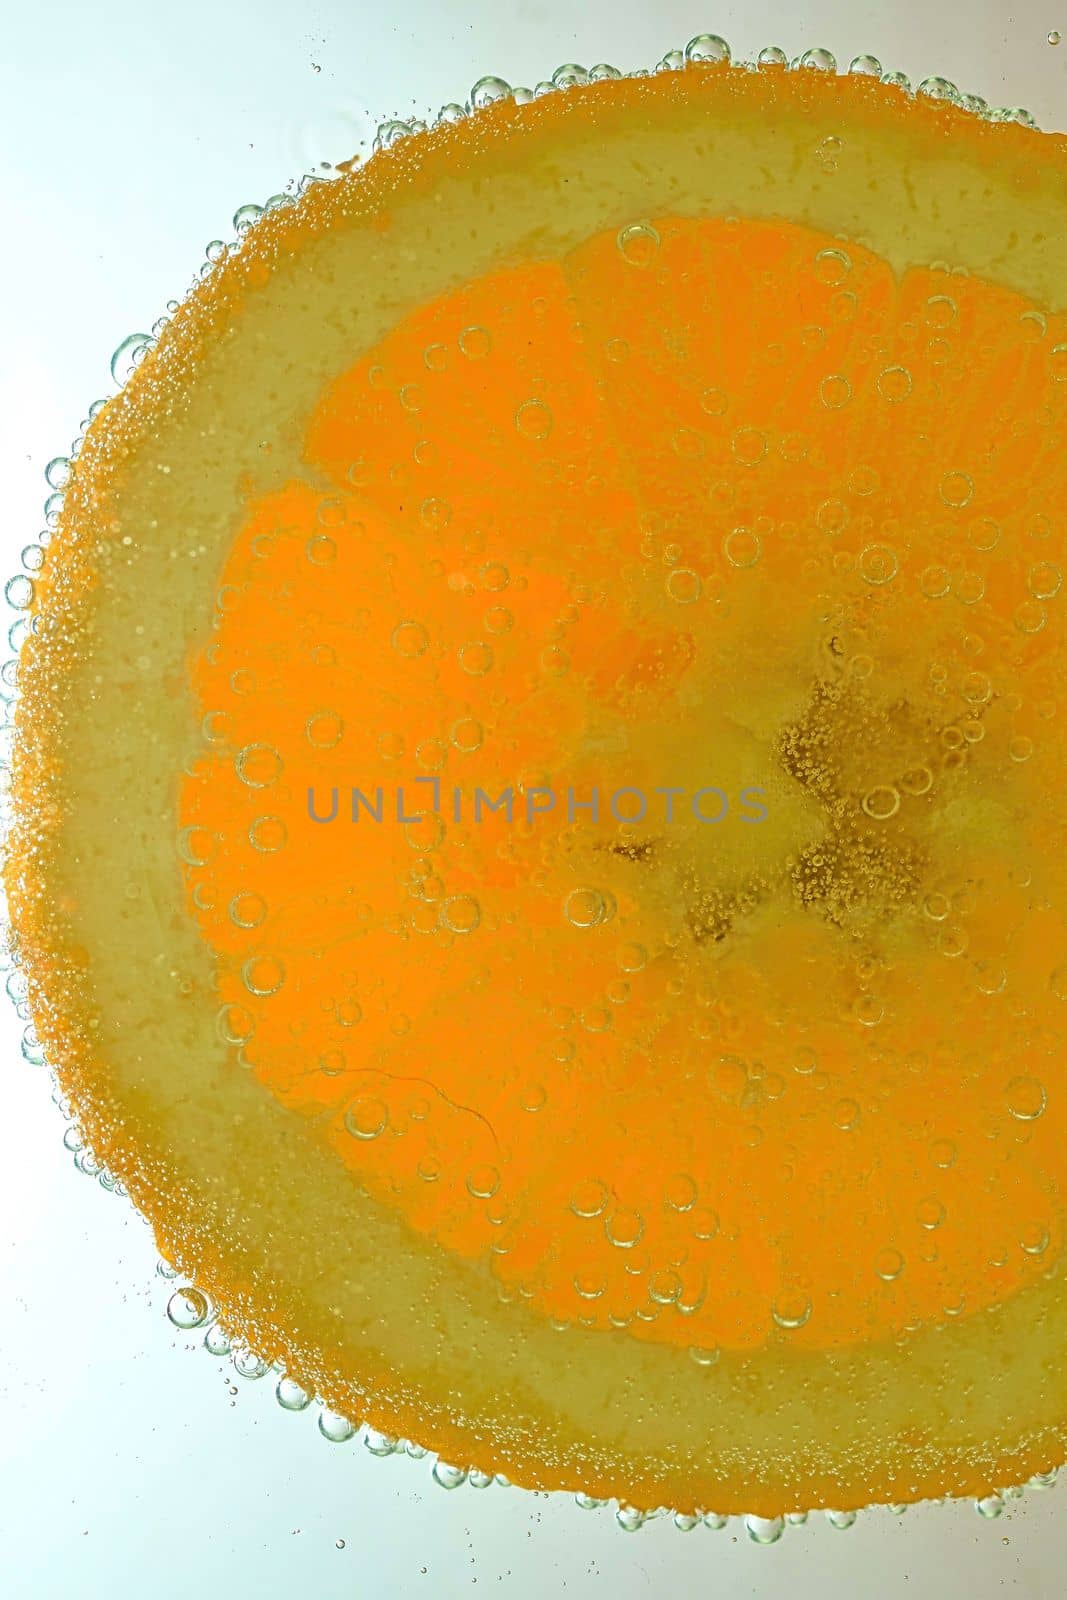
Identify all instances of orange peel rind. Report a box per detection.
[8,44,1067,1523]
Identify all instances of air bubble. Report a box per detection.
[276,1376,312,1412]
[167,1287,209,1329]
[814,248,852,286]
[1028,561,1062,599]
[5,576,34,611]
[918,77,961,104]
[757,46,788,68]
[450,716,483,752]
[849,55,883,77]
[616,223,660,267]
[617,942,647,972]
[930,1138,957,1169]
[233,202,264,234]
[917,1198,945,1230]
[110,332,153,387]
[745,1515,785,1544]
[666,568,702,603]
[772,1291,811,1329]
[565,887,610,929]
[899,766,933,797]
[249,815,287,852]
[230,896,267,934]
[861,784,900,821]
[859,544,899,586]
[687,1342,720,1369]
[306,711,343,749]
[441,894,480,934]
[648,1270,683,1305]
[515,398,553,440]
[233,1347,270,1380]
[723,527,761,568]
[814,134,844,172]
[375,119,415,152]
[552,63,589,89]
[570,1179,610,1218]
[604,1208,644,1248]
[1014,600,1047,635]
[920,565,950,599]
[820,374,851,409]
[458,641,493,675]
[235,743,283,788]
[799,48,837,72]
[816,498,849,535]
[242,955,285,997]
[392,620,429,658]
[877,365,913,401]
[955,571,985,605]
[344,1096,388,1140]
[470,75,512,109]
[940,471,974,509]
[834,1097,861,1129]
[306,534,336,566]
[319,1408,357,1443]
[365,1429,400,1456]
[875,1248,904,1282]
[204,1322,231,1357]
[685,34,731,65]
[177,825,215,867]
[853,995,884,1028]
[458,325,492,359]
[1005,1075,1046,1121]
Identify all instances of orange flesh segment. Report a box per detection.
[11,62,1067,1514]
[180,214,1067,1353]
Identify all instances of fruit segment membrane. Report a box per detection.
[11,63,1067,1512]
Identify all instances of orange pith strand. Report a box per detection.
[10,60,1067,1516]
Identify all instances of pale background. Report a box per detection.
[1,1,1066,1594]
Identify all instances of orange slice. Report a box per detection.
[10,54,1067,1517]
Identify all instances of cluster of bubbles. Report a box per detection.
[149,1265,1067,1531]
[42,34,1032,440]
[0,1121,976,1521]
[162,1269,503,1482]
[45,35,1035,417]
[357,38,1041,156]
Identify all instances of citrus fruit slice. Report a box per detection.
[10,49,1067,1517]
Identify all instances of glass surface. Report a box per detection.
[2,1,1066,1594]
